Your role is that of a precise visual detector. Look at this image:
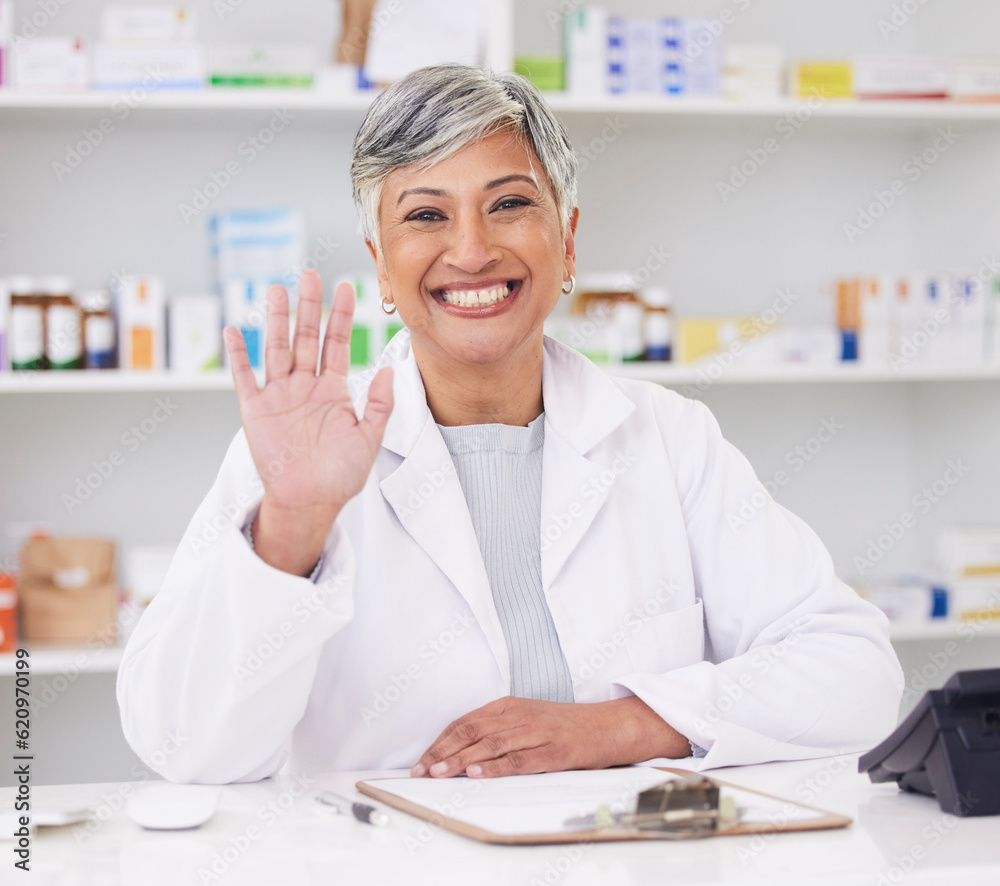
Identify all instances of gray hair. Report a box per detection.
[351,64,578,254]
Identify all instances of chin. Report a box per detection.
[448,328,539,368]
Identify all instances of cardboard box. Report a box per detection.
[854,56,950,100]
[114,275,165,370]
[12,36,89,90]
[790,61,852,99]
[168,295,221,371]
[101,5,196,42]
[208,44,315,87]
[92,43,205,89]
[952,59,1000,102]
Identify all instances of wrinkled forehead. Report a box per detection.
[380,128,554,206]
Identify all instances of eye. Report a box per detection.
[406,208,446,222]
[493,197,532,212]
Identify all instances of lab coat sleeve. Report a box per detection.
[116,429,355,784]
[612,395,905,769]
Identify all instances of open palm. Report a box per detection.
[224,270,393,569]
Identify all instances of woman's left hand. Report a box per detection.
[410,695,690,778]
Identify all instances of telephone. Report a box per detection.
[859,667,1000,816]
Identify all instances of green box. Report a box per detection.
[350,325,370,367]
[514,56,564,92]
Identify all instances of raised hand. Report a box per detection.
[224,269,394,576]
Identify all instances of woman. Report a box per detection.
[118,65,903,784]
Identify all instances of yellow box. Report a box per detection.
[790,62,853,99]
[676,316,773,363]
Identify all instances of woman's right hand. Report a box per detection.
[224,269,394,576]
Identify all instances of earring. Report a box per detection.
[380,296,397,315]
[561,276,575,295]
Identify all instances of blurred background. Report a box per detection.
[1,0,999,786]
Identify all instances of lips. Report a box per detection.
[432,280,521,316]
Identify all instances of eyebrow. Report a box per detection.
[396,174,539,206]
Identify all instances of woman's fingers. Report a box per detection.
[358,366,394,450]
[264,284,292,383]
[224,326,259,405]
[321,281,356,377]
[292,269,324,373]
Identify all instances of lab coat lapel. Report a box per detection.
[372,335,510,682]
[539,337,636,593]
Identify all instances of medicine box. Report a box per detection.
[0,0,13,43]
[210,209,304,291]
[12,36,89,90]
[676,316,771,364]
[952,60,1000,101]
[207,44,316,87]
[723,45,784,101]
[854,56,950,100]
[92,43,205,89]
[114,275,166,370]
[223,278,268,371]
[789,61,852,99]
[101,5,197,43]
[168,295,221,372]
[563,7,608,95]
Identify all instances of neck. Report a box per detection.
[412,333,545,427]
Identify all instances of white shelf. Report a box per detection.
[2,623,996,676]
[0,643,124,676]
[3,363,1000,393]
[0,87,375,112]
[544,94,1000,121]
[889,620,1000,642]
[2,88,1000,122]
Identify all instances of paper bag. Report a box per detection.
[19,537,118,644]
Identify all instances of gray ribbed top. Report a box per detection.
[437,414,575,704]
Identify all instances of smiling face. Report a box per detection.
[368,127,578,371]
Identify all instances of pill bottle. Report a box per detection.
[0,278,9,371]
[571,273,642,363]
[642,286,673,361]
[41,276,82,370]
[9,276,44,371]
[615,300,645,362]
[80,289,117,369]
[0,573,16,654]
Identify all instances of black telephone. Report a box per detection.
[859,667,1000,817]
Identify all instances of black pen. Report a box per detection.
[315,791,390,827]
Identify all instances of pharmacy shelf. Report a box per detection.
[889,620,1000,642]
[0,643,124,677]
[2,89,1000,123]
[3,363,1000,393]
[2,622,996,677]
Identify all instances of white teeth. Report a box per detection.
[441,285,511,307]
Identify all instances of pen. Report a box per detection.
[315,791,389,827]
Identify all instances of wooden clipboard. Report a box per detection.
[357,767,851,846]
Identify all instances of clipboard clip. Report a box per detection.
[565,774,739,839]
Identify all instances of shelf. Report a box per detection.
[889,620,1000,642]
[2,623,996,676]
[0,643,124,677]
[3,363,1000,393]
[544,94,1000,122]
[2,88,1000,122]
[606,362,1000,385]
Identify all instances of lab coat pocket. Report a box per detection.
[624,600,705,674]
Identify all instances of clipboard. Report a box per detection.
[357,766,851,845]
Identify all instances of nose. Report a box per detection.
[441,211,503,274]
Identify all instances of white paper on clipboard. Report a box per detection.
[361,767,824,837]
[363,0,486,83]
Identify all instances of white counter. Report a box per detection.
[3,756,999,885]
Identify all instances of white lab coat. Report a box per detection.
[117,331,903,784]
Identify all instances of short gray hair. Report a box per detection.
[351,64,578,254]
